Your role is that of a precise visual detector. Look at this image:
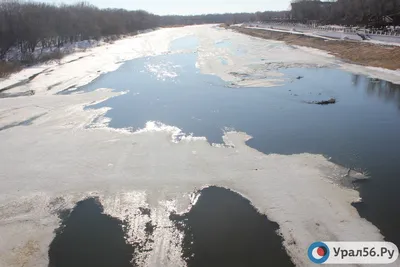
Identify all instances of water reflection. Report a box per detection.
[352,74,400,108]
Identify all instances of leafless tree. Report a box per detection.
[0,1,161,60]
[291,0,400,26]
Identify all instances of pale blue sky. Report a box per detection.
[36,0,291,15]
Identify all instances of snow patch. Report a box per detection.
[134,121,207,143]
[145,62,179,81]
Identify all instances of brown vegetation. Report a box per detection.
[0,62,21,78]
[219,23,230,29]
[232,26,400,70]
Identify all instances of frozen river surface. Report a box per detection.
[1,25,400,267]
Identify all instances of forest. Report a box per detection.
[0,1,160,61]
[291,0,400,25]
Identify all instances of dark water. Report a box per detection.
[48,190,292,266]
[170,186,294,267]
[75,39,400,252]
[48,198,135,267]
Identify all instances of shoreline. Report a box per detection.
[231,26,400,71]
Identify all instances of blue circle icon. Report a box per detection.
[308,242,330,264]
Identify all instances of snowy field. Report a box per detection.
[1,25,400,267]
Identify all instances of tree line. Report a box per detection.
[291,0,400,26]
[159,12,291,25]
[161,13,256,25]
[0,1,269,62]
[0,1,162,60]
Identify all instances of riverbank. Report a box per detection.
[231,26,400,71]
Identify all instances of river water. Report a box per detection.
[55,35,400,266]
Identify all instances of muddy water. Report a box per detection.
[60,35,400,263]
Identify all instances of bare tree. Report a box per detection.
[291,0,400,25]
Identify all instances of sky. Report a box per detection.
[35,0,292,15]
